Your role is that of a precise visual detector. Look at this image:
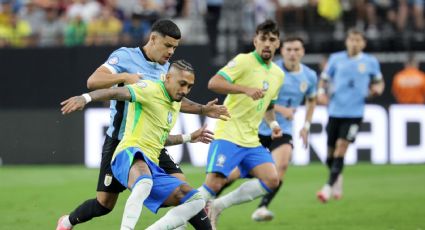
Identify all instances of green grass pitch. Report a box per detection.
[1,163,424,230]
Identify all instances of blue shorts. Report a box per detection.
[111,147,186,213]
[205,139,274,178]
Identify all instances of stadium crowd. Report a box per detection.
[0,0,424,52]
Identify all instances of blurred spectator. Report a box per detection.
[0,0,14,25]
[365,0,397,39]
[204,0,222,58]
[397,0,424,40]
[63,15,86,46]
[67,0,101,23]
[132,0,162,24]
[0,13,32,47]
[392,53,425,104]
[37,6,64,47]
[121,12,150,45]
[103,0,125,21]
[85,6,122,46]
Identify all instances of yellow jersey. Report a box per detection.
[113,80,181,164]
[215,51,285,147]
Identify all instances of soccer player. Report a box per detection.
[60,60,208,230]
[196,20,284,229]
[56,19,228,230]
[316,29,384,203]
[251,36,317,221]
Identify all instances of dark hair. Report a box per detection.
[171,60,194,74]
[282,36,304,46]
[256,19,279,37]
[151,19,181,39]
[346,28,365,40]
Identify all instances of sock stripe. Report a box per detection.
[258,179,272,193]
[180,190,199,204]
[202,184,216,196]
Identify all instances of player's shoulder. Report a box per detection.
[329,51,347,60]
[133,79,161,91]
[271,62,285,76]
[112,47,137,55]
[362,53,379,63]
[301,63,318,79]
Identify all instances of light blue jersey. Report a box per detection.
[102,47,170,140]
[258,60,317,136]
[321,51,382,118]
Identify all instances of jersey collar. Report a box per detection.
[158,81,173,102]
[252,51,271,70]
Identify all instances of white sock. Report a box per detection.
[60,215,72,228]
[120,178,153,230]
[197,184,215,201]
[214,179,268,211]
[146,193,205,230]
[173,222,187,230]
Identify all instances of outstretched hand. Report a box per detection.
[190,124,215,144]
[203,98,231,121]
[60,96,86,115]
[271,126,283,140]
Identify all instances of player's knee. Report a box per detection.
[206,173,227,193]
[94,199,113,216]
[96,193,118,210]
[264,175,280,190]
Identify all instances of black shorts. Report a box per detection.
[259,134,293,152]
[326,117,362,148]
[97,136,183,193]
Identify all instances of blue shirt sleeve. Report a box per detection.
[306,69,318,98]
[321,54,336,80]
[103,47,132,74]
[369,56,383,81]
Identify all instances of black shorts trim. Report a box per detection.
[326,117,362,147]
[97,135,126,193]
[158,148,183,175]
[259,134,293,152]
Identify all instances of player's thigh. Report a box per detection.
[159,148,184,177]
[127,158,151,188]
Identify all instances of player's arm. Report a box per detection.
[86,65,141,90]
[317,78,329,105]
[274,104,296,121]
[369,79,385,98]
[208,74,264,100]
[165,124,214,146]
[263,103,282,139]
[60,87,131,114]
[181,97,231,121]
[299,96,317,148]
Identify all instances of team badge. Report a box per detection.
[216,154,226,167]
[167,111,173,124]
[358,63,366,73]
[160,73,166,81]
[136,81,147,88]
[104,174,113,186]
[299,81,308,93]
[226,60,236,68]
[262,81,269,91]
[107,56,119,65]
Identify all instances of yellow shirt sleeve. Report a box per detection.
[217,54,249,83]
[126,81,157,104]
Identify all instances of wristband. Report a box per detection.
[269,121,280,130]
[82,93,92,104]
[303,121,311,131]
[317,88,325,95]
[182,134,192,143]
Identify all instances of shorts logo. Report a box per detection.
[167,111,173,124]
[299,81,308,93]
[104,174,113,187]
[108,56,119,65]
[216,154,226,167]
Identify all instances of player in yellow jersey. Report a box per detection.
[196,20,285,229]
[61,60,217,230]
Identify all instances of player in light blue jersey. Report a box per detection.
[57,19,229,230]
[316,29,385,203]
[250,36,317,221]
